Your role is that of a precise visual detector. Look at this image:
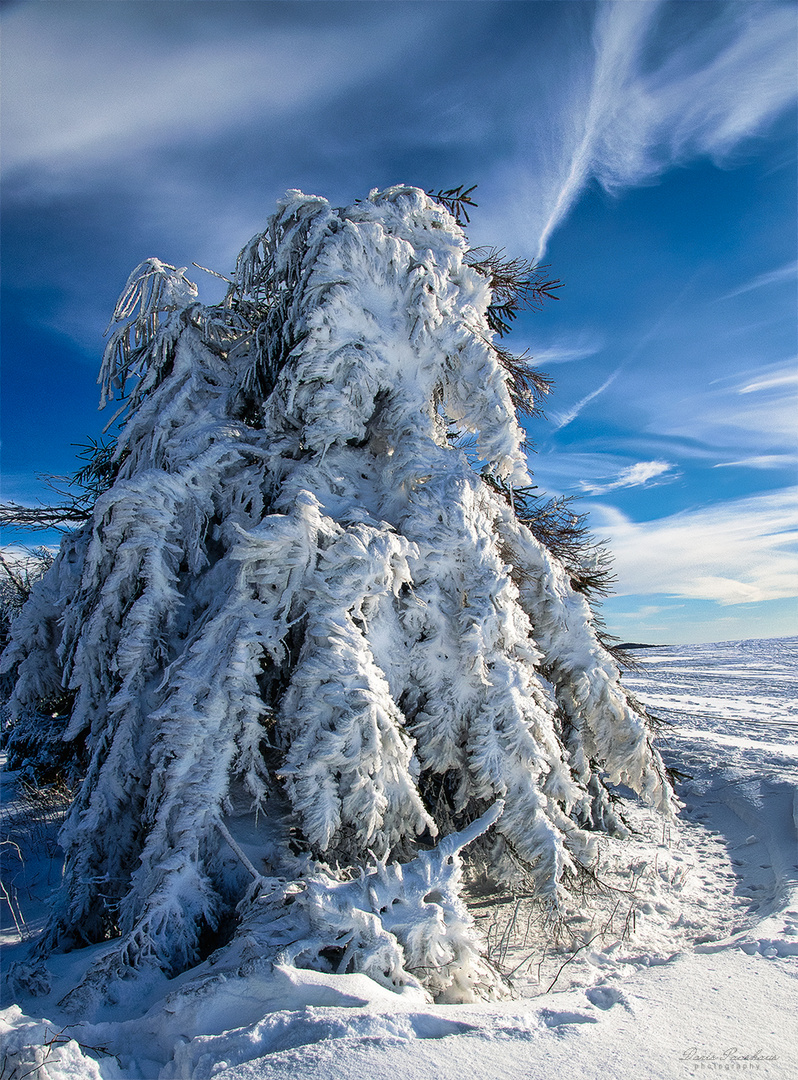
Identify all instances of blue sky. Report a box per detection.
[1,0,796,645]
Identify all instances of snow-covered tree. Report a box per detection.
[1,186,670,1008]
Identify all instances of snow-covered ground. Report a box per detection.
[2,636,796,1079]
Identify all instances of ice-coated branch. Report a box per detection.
[99,259,198,409]
[435,799,505,859]
[218,799,509,1003]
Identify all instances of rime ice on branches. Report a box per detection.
[1,186,671,1007]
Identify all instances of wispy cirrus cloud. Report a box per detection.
[612,604,672,621]
[1,3,437,180]
[523,335,605,368]
[658,361,798,454]
[580,460,677,496]
[549,367,622,431]
[721,260,798,301]
[714,454,798,471]
[528,1,798,256]
[738,368,798,395]
[590,487,798,605]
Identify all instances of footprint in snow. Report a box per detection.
[585,985,631,1011]
[539,1009,599,1028]
[407,1015,478,1039]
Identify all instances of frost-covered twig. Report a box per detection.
[216,819,263,883]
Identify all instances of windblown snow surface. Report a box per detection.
[2,636,796,1079]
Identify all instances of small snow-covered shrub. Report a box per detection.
[1,186,670,1006]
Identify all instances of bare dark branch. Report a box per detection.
[0,502,90,531]
[466,247,563,336]
[428,184,479,226]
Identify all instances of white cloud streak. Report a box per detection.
[738,369,798,395]
[714,455,798,471]
[721,261,798,300]
[1,5,434,178]
[532,1,798,257]
[657,361,798,454]
[592,487,798,605]
[522,335,605,367]
[612,604,670,621]
[580,460,676,496]
[550,367,622,430]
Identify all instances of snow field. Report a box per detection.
[2,637,797,1078]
